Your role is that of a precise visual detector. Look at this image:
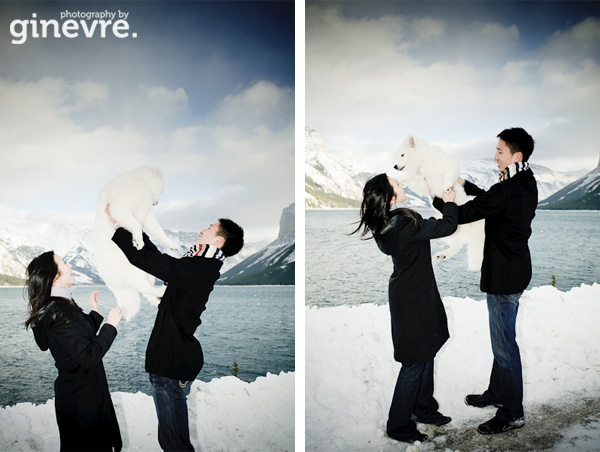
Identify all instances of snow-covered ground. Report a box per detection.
[0,372,294,452]
[306,283,600,451]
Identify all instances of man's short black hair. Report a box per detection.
[497,127,535,162]
[217,218,244,257]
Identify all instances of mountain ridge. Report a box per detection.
[306,127,589,208]
[218,203,295,285]
[538,155,600,210]
[0,205,294,286]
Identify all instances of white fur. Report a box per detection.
[94,166,181,320]
[392,134,485,271]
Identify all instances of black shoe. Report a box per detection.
[412,413,452,426]
[465,394,502,408]
[387,428,429,444]
[477,416,525,435]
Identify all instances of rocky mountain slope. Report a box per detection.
[539,155,600,209]
[219,203,295,285]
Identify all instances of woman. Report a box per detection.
[25,251,124,451]
[353,174,457,443]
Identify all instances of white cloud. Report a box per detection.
[0,77,148,201]
[306,6,483,137]
[306,6,600,171]
[544,17,600,59]
[72,80,109,109]
[159,80,295,182]
[0,76,294,241]
[411,17,445,42]
[154,184,283,242]
[144,85,188,105]
[217,80,294,131]
[479,22,519,41]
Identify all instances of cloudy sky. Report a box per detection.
[0,1,294,242]
[306,1,600,172]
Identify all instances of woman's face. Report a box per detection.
[387,176,407,204]
[53,255,76,287]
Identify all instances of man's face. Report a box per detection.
[494,139,522,172]
[195,222,224,248]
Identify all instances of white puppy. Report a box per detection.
[393,134,485,271]
[94,166,180,320]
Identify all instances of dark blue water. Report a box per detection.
[0,285,294,407]
[306,209,600,306]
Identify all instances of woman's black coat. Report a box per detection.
[375,203,458,364]
[32,298,122,451]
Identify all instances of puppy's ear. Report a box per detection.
[409,136,416,148]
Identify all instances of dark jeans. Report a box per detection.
[482,292,524,421]
[387,359,439,434]
[149,373,194,452]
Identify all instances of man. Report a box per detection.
[433,127,537,435]
[107,209,244,451]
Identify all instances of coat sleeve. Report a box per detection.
[87,310,104,331]
[455,183,507,224]
[464,180,486,197]
[49,316,117,369]
[112,227,202,288]
[408,202,458,241]
[141,231,160,253]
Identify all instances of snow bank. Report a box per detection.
[0,372,294,452]
[306,284,600,451]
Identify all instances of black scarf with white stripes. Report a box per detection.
[182,243,225,261]
[500,161,530,182]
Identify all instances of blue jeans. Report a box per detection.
[149,374,194,452]
[387,360,440,434]
[482,293,524,421]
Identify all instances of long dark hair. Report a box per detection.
[24,251,81,329]
[352,173,419,239]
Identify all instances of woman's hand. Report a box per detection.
[105,204,117,225]
[442,188,456,203]
[89,291,100,314]
[106,307,124,328]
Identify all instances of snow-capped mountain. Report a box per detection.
[305,128,365,208]
[0,221,271,286]
[305,127,586,208]
[219,203,295,285]
[539,155,600,209]
[0,222,95,284]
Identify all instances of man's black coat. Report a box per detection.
[433,170,538,294]
[112,228,222,381]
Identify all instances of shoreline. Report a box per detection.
[1,370,295,410]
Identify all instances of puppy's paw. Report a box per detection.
[132,235,144,250]
[435,252,447,261]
